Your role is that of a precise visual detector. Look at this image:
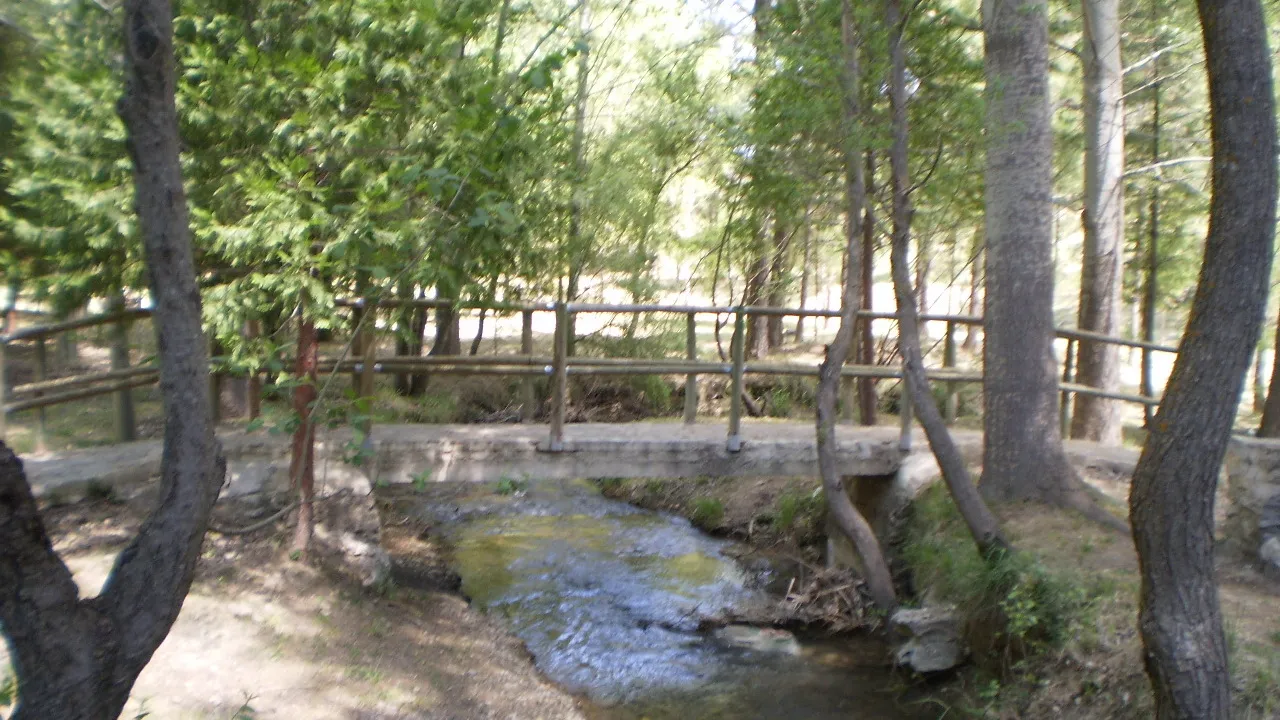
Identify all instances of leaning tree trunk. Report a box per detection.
[885,0,1007,555]
[0,0,225,714]
[1071,0,1125,445]
[981,0,1089,507]
[1131,0,1277,715]
[814,0,897,612]
[1261,314,1280,435]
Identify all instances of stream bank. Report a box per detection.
[384,478,937,720]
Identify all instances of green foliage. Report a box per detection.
[902,484,1099,670]
[773,488,825,532]
[689,498,724,530]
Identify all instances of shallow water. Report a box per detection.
[419,479,932,720]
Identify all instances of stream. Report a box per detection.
[412,478,933,720]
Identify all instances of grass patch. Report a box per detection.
[773,489,825,533]
[689,498,724,531]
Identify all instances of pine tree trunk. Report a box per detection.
[1131,0,1276,714]
[1071,0,1125,444]
[980,0,1081,503]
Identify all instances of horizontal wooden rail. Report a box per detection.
[0,297,1173,452]
[10,365,159,396]
[0,308,152,344]
[3,376,159,413]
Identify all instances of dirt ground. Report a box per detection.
[0,484,587,720]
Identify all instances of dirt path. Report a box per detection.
[0,488,586,720]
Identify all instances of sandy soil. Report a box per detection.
[1,486,586,720]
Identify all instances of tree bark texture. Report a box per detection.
[291,313,318,558]
[886,0,1007,555]
[860,150,879,425]
[1071,0,1125,444]
[0,0,225,713]
[1130,0,1277,716]
[980,0,1080,503]
[814,0,896,612]
[1261,315,1280,435]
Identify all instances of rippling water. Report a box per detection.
[419,479,932,720]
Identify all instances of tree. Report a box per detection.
[1071,0,1124,444]
[0,0,224,715]
[1129,0,1276,714]
[885,0,1005,555]
[814,0,896,612]
[980,0,1116,527]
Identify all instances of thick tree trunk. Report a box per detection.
[885,0,1007,554]
[744,228,772,359]
[0,1,225,713]
[980,0,1083,504]
[1071,0,1125,444]
[1131,0,1276,715]
[814,0,896,612]
[291,313,318,558]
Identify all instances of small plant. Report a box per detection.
[495,477,527,496]
[0,671,15,708]
[690,498,725,530]
[410,470,432,492]
[231,692,258,720]
[774,489,824,532]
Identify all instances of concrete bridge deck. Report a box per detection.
[20,422,1000,500]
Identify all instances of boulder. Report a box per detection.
[891,607,966,673]
[1223,437,1280,575]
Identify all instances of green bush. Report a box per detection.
[901,484,1097,669]
[773,489,825,532]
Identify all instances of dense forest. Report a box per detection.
[1,0,1278,717]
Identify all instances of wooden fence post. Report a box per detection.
[899,355,913,451]
[944,320,958,425]
[358,308,377,437]
[35,337,48,452]
[841,317,856,424]
[110,303,137,442]
[1060,337,1076,438]
[549,302,568,451]
[208,336,223,425]
[246,319,262,420]
[683,311,698,424]
[521,309,535,422]
[727,308,745,452]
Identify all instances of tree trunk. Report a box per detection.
[1071,0,1125,444]
[796,207,812,344]
[766,222,792,350]
[1261,315,1280,435]
[814,0,896,612]
[962,232,982,352]
[1253,345,1267,414]
[980,0,1083,504]
[860,150,879,425]
[291,312,318,559]
[744,225,772,360]
[1131,0,1276,714]
[1142,96,1161,430]
[914,233,930,314]
[0,0,225,712]
[885,0,1007,554]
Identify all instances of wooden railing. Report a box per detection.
[0,299,1179,452]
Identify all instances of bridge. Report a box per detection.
[1,297,1168,500]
